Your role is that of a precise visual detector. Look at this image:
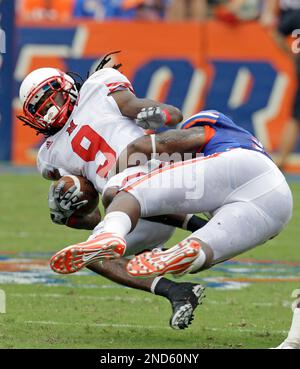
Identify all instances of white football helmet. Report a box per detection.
[18,67,78,135]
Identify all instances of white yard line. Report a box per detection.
[22,320,288,335]
[24,320,169,330]
[9,292,290,307]
[10,292,152,303]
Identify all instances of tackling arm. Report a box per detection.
[116,126,205,171]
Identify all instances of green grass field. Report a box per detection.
[0,173,299,349]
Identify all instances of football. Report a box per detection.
[55,175,99,216]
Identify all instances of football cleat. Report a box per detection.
[50,232,126,274]
[127,239,201,277]
[168,283,206,330]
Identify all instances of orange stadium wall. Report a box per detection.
[12,20,299,172]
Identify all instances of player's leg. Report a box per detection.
[51,216,206,329]
[50,155,222,273]
[93,218,175,257]
[98,154,230,238]
[87,258,205,330]
[127,201,268,276]
[273,291,300,349]
[50,149,273,272]
[51,149,291,273]
[102,147,285,238]
[50,213,174,273]
[127,172,293,277]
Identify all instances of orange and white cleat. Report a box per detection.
[127,239,201,278]
[50,232,126,274]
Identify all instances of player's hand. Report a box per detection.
[49,209,68,225]
[53,180,88,213]
[136,107,169,130]
[48,184,68,225]
[48,182,88,224]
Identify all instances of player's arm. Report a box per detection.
[116,127,205,171]
[65,208,101,230]
[111,89,183,129]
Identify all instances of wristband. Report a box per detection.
[162,108,172,126]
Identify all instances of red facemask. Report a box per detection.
[20,74,76,135]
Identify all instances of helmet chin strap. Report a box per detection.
[43,106,60,124]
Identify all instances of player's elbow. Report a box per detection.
[126,139,151,165]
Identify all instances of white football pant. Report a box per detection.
[123,149,293,263]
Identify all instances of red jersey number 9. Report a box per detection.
[71,125,116,178]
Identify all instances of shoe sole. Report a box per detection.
[50,235,126,274]
[170,285,206,330]
[127,240,201,277]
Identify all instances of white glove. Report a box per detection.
[136,107,169,130]
[48,184,68,225]
[48,182,88,225]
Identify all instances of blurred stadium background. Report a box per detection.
[0,0,300,349]
[2,0,300,170]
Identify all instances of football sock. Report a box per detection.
[103,211,132,237]
[284,308,300,345]
[151,277,178,298]
[185,215,208,232]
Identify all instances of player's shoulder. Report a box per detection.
[178,110,221,129]
[85,67,129,85]
[188,110,236,125]
[80,67,133,96]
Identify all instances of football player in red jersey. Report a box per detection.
[18,52,207,330]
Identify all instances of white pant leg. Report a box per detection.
[100,163,176,256]
[91,219,175,257]
[125,149,291,219]
[124,149,292,263]
[188,174,293,264]
[125,153,235,217]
